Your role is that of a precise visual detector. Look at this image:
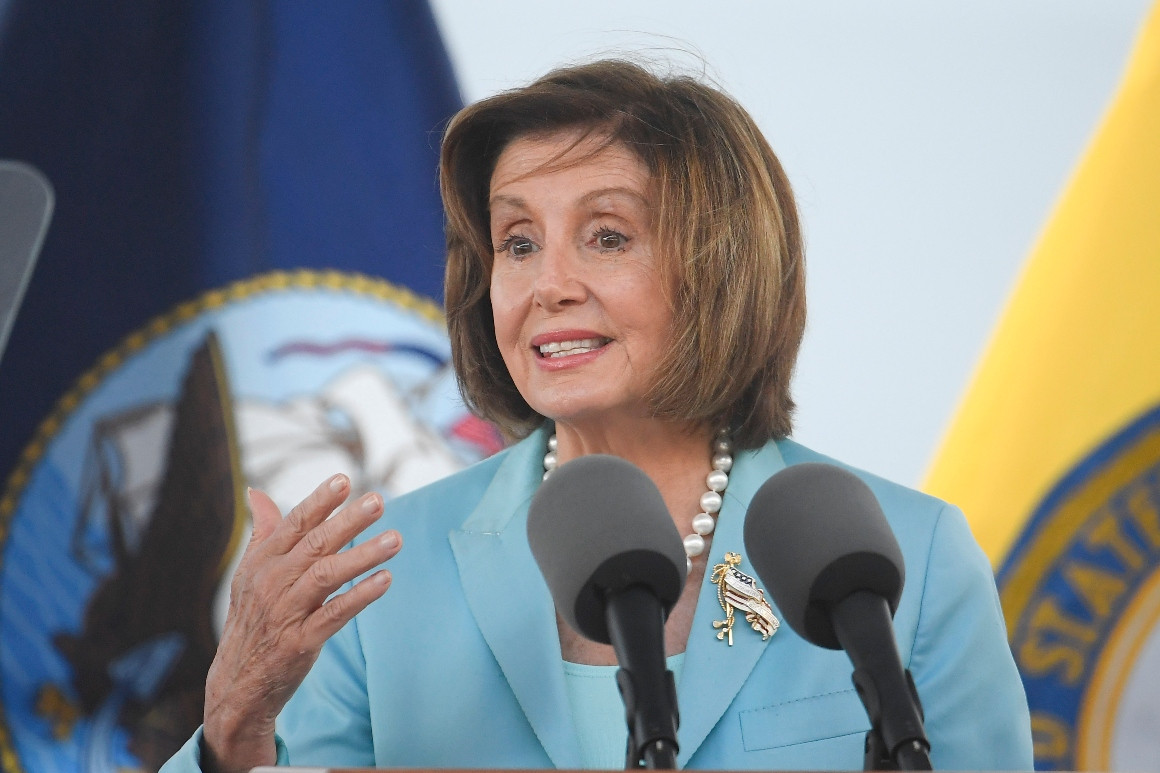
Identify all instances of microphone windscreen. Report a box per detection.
[527,454,686,644]
[743,462,904,649]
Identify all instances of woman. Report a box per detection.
[166,60,1033,772]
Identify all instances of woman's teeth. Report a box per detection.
[538,337,607,358]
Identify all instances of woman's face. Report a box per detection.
[488,133,672,429]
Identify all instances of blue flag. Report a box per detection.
[0,4,498,771]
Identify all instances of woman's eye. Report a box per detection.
[594,229,629,251]
[496,235,539,257]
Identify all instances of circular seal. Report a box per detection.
[0,270,500,773]
[999,402,1160,770]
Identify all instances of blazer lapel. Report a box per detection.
[677,440,788,766]
[447,427,582,769]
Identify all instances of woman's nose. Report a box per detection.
[532,244,587,309]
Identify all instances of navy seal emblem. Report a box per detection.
[0,271,498,773]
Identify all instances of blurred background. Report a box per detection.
[1,2,1157,771]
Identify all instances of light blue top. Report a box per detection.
[563,653,686,769]
[162,427,1034,771]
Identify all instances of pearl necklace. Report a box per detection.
[543,430,734,572]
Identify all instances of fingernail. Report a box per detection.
[361,493,382,513]
[329,474,347,493]
[380,531,398,549]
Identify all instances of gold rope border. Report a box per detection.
[0,269,445,773]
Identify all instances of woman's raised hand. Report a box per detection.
[201,474,401,773]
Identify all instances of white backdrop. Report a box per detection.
[429,0,1153,488]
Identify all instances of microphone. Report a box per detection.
[528,454,686,769]
[742,463,931,771]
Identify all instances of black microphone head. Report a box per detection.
[743,462,904,649]
[527,454,686,644]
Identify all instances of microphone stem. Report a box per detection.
[641,738,679,770]
[605,585,680,769]
[831,591,931,771]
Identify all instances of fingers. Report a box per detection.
[290,525,403,609]
[304,568,394,645]
[290,491,384,563]
[263,474,351,555]
[236,475,401,629]
[245,479,400,610]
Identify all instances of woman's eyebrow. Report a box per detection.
[578,187,650,208]
[488,194,527,212]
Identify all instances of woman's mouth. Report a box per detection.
[536,337,611,359]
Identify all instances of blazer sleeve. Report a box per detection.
[909,504,1034,770]
[157,727,291,773]
[274,607,377,767]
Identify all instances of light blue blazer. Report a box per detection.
[167,426,1033,771]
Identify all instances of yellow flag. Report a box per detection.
[923,3,1160,769]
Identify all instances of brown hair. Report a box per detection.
[440,59,806,449]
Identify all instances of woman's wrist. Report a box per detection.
[202,709,278,773]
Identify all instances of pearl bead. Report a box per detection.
[692,512,716,536]
[712,452,733,472]
[543,451,558,470]
[542,470,552,481]
[683,533,705,557]
[713,437,732,454]
[706,469,728,492]
[548,434,558,451]
[686,556,692,574]
[700,491,722,514]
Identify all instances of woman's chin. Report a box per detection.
[534,398,652,431]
